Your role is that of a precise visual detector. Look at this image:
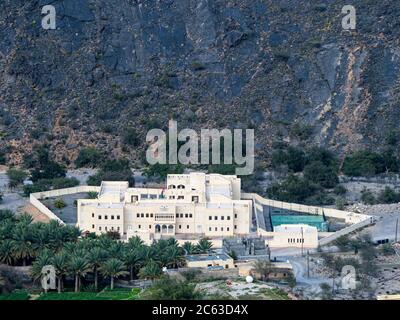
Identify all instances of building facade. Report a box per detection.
[77,173,253,243]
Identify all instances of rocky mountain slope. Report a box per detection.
[0,0,399,167]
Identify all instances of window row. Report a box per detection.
[169,195,185,200]
[288,238,304,243]
[93,214,120,220]
[208,215,233,221]
[208,226,237,232]
[176,213,193,218]
[136,213,154,218]
[95,225,120,232]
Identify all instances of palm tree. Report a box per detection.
[12,238,34,266]
[163,246,185,269]
[182,242,198,255]
[124,250,142,281]
[196,238,213,254]
[68,256,91,292]
[52,251,69,293]
[138,260,162,281]
[0,239,15,265]
[127,236,144,251]
[87,247,107,291]
[31,249,53,281]
[100,258,128,290]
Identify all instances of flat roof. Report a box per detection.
[186,253,232,262]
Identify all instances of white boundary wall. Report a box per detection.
[242,193,377,246]
[30,186,101,225]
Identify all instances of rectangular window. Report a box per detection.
[92,224,95,229]
[98,215,102,220]
[185,214,188,218]
[150,214,154,218]
[189,214,193,218]
[176,214,179,218]
[105,215,108,220]
[209,216,212,220]
[187,225,189,229]
[221,227,224,231]
[221,216,225,220]
[137,213,140,218]
[234,214,237,218]
[117,227,120,231]
[105,227,108,231]
[92,213,94,218]
[234,225,237,229]
[146,213,149,218]
[138,225,141,229]
[227,216,231,220]
[215,227,217,231]
[99,226,102,231]
[141,213,144,218]
[227,227,230,231]
[214,216,218,220]
[149,225,151,229]
[209,227,212,231]
[180,214,184,218]
[179,225,182,229]
[111,215,114,220]
[117,215,120,220]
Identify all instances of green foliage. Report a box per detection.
[7,169,27,189]
[143,163,184,180]
[271,146,306,173]
[122,127,140,147]
[37,288,139,300]
[303,161,339,188]
[196,238,213,254]
[87,159,134,187]
[54,198,67,209]
[334,185,347,195]
[23,178,80,196]
[342,150,398,177]
[335,197,346,210]
[31,161,66,182]
[291,123,313,141]
[75,148,104,168]
[0,290,30,300]
[266,174,321,204]
[87,192,98,199]
[140,276,204,300]
[377,187,400,204]
[360,188,376,205]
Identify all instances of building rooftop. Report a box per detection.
[185,253,232,262]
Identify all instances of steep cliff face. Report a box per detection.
[0,0,399,166]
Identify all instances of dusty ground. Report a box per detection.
[198,279,291,300]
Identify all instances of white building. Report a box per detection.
[77,173,253,244]
[267,224,318,249]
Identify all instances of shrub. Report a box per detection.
[75,148,103,168]
[303,161,339,188]
[122,127,140,147]
[7,169,27,188]
[54,198,66,209]
[377,187,400,204]
[360,188,376,205]
[342,150,397,177]
[334,185,347,195]
[266,174,319,204]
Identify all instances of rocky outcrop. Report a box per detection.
[0,0,399,166]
